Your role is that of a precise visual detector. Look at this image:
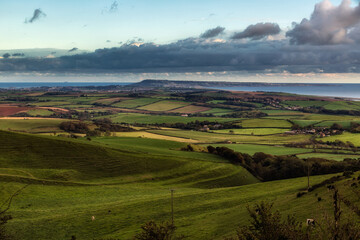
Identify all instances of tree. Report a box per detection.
[330,123,343,131]
[234,202,307,240]
[133,221,184,240]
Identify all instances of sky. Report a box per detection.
[1,0,360,82]
[0,0,348,50]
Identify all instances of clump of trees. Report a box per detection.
[204,146,360,181]
[133,221,184,240]
[59,121,90,134]
[150,120,241,131]
[350,122,360,133]
[302,106,360,116]
[223,111,267,119]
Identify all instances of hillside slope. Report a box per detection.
[0,130,258,187]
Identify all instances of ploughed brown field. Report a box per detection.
[0,105,31,117]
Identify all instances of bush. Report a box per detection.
[133,221,184,240]
[234,202,307,240]
[59,121,89,133]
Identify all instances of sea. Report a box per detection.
[1,82,360,99]
[211,83,360,99]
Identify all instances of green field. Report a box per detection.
[0,130,349,240]
[107,113,239,124]
[148,129,311,144]
[314,120,360,129]
[283,100,328,108]
[170,105,209,113]
[32,101,71,107]
[3,88,360,239]
[112,98,160,108]
[0,119,64,133]
[202,108,234,115]
[138,100,190,111]
[26,109,54,116]
[299,152,360,161]
[261,109,306,116]
[241,119,292,128]
[291,120,322,127]
[214,128,290,135]
[205,143,312,155]
[318,132,360,146]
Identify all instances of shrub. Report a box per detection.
[133,221,184,240]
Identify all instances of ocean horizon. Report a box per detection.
[2,81,360,99]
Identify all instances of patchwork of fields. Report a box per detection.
[1,88,360,239]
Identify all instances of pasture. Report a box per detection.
[112,98,160,108]
[205,143,312,156]
[0,119,64,133]
[148,129,311,144]
[0,130,350,240]
[214,128,289,135]
[138,100,190,111]
[107,113,239,124]
[241,118,292,128]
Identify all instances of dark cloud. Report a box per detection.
[68,48,78,52]
[200,26,225,38]
[25,9,46,23]
[2,38,360,73]
[231,22,281,40]
[287,0,360,45]
[109,1,119,12]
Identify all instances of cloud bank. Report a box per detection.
[200,26,225,38]
[231,23,281,40]
[3,0,360,75]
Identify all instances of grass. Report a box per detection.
[138,100,190,111]
[283,100,328,108]
[112,131,199,143]
[148,129,311,144]
[291,120,322,127]
[213,128,290,135]
[107,113,239,124]
[2,173,344,240]
[241,119,292,128]
[298,152,359,161]
[261,110,306,116]
[32,101,71,107]
[202,108,234,115]
[169,105,210,113]
[0,119,64,133]
[314,120,360,129]
[318,132,360,146]
[204,143,312,155]
[26,109,54,117]
[3,92,360,239]
[112,98,160,108]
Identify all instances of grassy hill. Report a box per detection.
[1,131,359,240]
[0,131,258,187]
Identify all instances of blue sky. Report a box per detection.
[0,0,349,50]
